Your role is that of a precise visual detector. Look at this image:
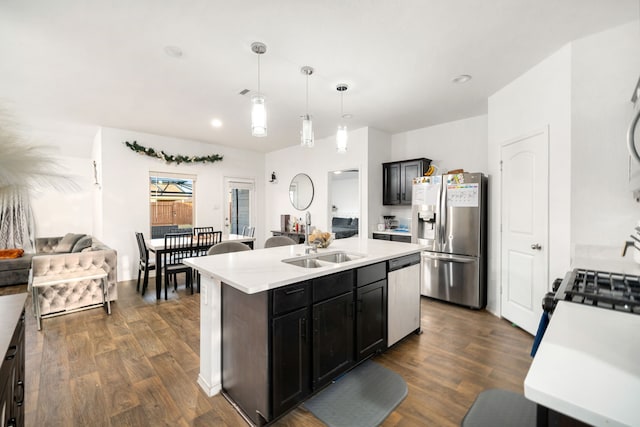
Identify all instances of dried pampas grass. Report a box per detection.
[0,114,78,193]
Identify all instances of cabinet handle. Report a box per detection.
[5,345,17,361]
[15,380,24,407]
[284,288,305,295]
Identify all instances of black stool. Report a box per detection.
[462,389,536,427]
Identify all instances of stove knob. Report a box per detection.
[542,293,556,313]
[552,278,563,292]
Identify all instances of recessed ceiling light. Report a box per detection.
[333,170,343,175]
[452,74,472,84]
[211,119,223,128]
[164,45,183,58]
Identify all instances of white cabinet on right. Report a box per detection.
[387,254,421,346]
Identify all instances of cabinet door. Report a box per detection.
[390,235,411,243]
[272,308,310,418]
[12,311,25,427]
[383,163,401,205]
[312,292,354,389]
[356,279,387,361]
[372,233,391,241]
[400,160,422,204]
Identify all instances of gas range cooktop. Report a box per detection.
[555,268,640,314]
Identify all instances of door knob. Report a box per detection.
[531,243,542,250]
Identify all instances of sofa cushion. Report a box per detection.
[71,235,93,253]
[332,217,352,227]
[55,233,86,253]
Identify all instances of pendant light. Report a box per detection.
[336,83,349,153]
[251,42,267,137]
[300,66,314,148]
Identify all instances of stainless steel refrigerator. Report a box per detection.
[411,173,487,308]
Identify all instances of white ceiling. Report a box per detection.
[0,0,637,153]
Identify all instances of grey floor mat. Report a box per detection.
[302,360,408,427]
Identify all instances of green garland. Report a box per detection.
[124,141,223,165]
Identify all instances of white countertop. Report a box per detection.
[525,301,640,427]
[184,237,424,294]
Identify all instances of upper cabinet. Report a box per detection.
[382,158,431,205]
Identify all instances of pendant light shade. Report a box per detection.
[336,125,348,152]
[336,84,349,152]
[300,66,314,148]
[251,95,266,137]
[251,42,267,137]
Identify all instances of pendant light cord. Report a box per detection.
[257,54,261,95]
[305,74,309,115]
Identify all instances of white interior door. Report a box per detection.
[500,129,549,335]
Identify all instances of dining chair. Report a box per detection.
[193,231,223,290]
[193,226,214,237]
[264,236,297,248]
[243,226,255,237]
[163,232,193,299]
[135,232,156,295]
[207,241,252,255]
[194,231,222,256]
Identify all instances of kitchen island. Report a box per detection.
[185,237,424,425]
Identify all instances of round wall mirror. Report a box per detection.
[289,173,314,210]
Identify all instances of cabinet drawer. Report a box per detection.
[372,233,391,241]
[273,282,310,316]
[313,270,354,303]
[356,262,386,287]
[390,235,411,243]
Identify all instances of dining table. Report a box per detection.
[147,233,256,300]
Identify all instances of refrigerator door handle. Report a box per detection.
[421,253,476,263]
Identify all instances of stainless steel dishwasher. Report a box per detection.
[387,253,421,346]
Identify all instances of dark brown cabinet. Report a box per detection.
[312,292,354,389]
[355,263,387,361]
[220,265,387,424]
[356,280,387,361]
[372,233,412,243]
[0,294,27,427]
[311,270,354,390]
[382,158,431,205]
[272,307,310,417]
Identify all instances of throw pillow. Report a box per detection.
[0,249,24,259]
[71,235,93,253]
[55,233,85,253]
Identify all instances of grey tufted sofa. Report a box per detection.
[30,236,117,316]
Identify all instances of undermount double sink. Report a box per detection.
[282,251,365,268]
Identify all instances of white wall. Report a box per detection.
[391,115,488,174]
[488,45,572,315]
[99,127,265,281]
[367,128,392,237]
[265,127,369,242]
[571,21,640,250]
[16,118,99,237]
[387,115,489,229]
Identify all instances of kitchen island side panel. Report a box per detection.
[222,283,269,425]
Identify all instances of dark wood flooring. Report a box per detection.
[0,280,533,426]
